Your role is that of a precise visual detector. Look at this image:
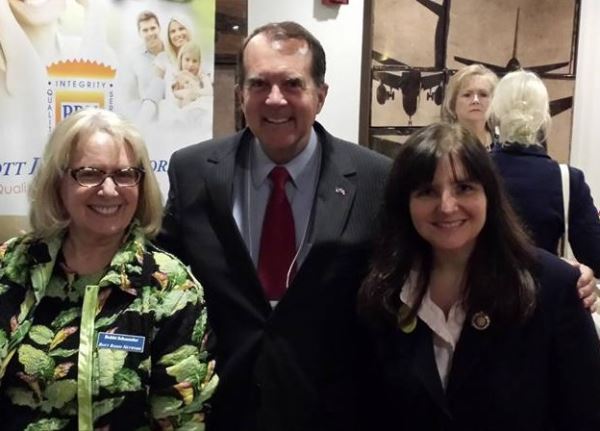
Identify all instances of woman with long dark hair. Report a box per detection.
[359,122,600,430]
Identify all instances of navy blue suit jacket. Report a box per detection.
[158,123,391,431]
[365,250,600,430]
[490,144,600,275]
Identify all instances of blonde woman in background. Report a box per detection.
[154,14,193,80]
[441,64,499,150]
[489,70,600,276]
[443,66,598,300]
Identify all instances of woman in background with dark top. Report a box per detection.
[441,64,498,150]
[489,70,600,276]
[444,65,600,285]
[359,122,600,430]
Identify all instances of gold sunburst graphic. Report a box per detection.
[47,60,116,78]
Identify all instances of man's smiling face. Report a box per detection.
[239,34,328,164]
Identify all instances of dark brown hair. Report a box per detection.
[358,123,537,329]
[236,21,326,87]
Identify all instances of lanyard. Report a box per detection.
[77,283,99,431]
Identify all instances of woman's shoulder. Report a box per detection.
[112,238,204,319]
[566,164,590,189]
[2,231,34,247]
[534,248,578,279]
[147,244,187,273]
[0,234,22,258]
[0,233,59,297]
[145,243,202,291]
[532,248,579,301]
[491,143,554,164]
[0,232,52,265]
[111,228,197,289]
[137,244,205,320]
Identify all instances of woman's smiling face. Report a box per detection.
[169,20,191,51]
[60,131,140,244]
[409,155,487,261]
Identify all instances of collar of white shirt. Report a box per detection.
[400,274,466,388]
[251,128,319,188]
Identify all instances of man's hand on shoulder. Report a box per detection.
[565,260,598,311]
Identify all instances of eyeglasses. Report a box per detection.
[68,167,144,187]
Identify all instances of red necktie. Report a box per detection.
[258,166,297,300]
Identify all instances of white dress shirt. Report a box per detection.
[400,277,466,389]
[232,128,321,269]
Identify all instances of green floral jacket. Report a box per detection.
[0,226,217,430]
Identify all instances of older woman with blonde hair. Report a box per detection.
[442,64,499,150]
[0,109,217,429]
[489,70,600,276]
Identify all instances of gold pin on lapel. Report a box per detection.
[471,311,491,331]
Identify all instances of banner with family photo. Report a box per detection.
[0,0,215,239]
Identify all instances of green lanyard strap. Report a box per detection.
[78,284,99,431]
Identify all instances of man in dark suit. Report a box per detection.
[158,21,391,431]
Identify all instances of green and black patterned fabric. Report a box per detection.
[0,224,217,430]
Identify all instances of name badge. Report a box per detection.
[97,332,145,353]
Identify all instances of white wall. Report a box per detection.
[248,0,365,144]
[571,0,600,207]
[248,0,600,207]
